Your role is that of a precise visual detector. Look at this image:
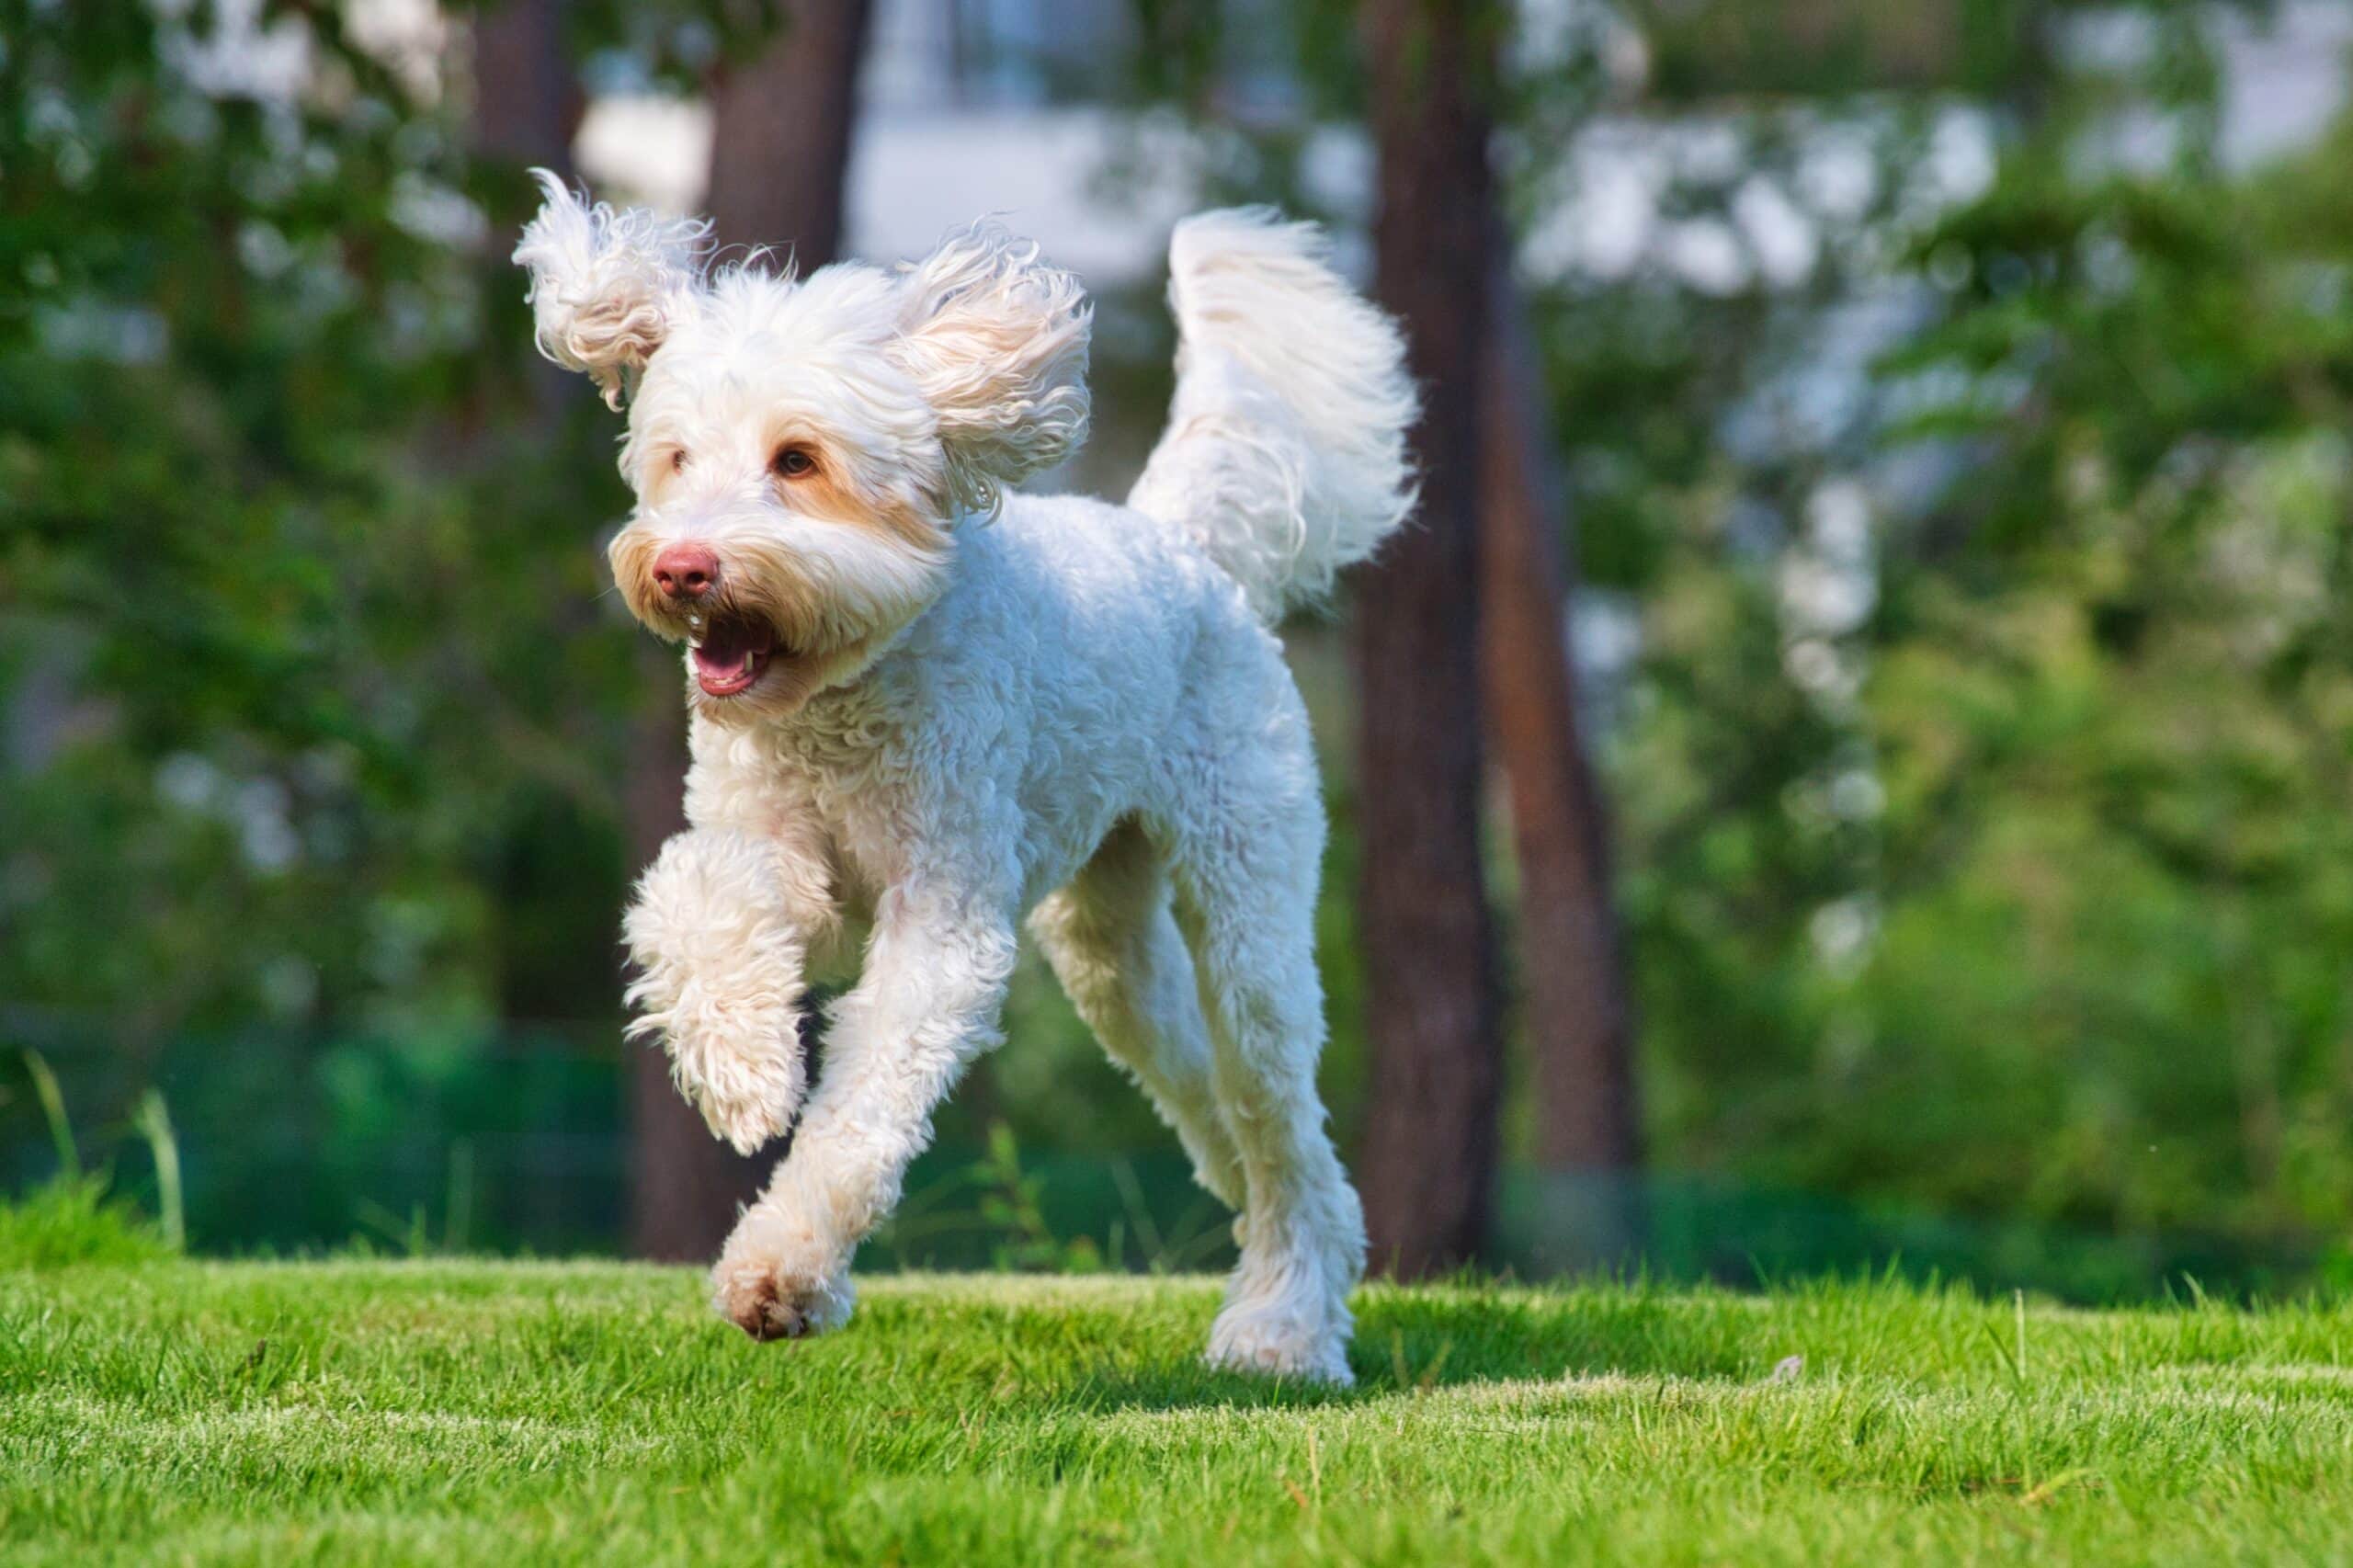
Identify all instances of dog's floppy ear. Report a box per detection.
[890,220,1092,515]
[512,169,710,410]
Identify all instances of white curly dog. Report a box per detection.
[515,174,1415,1382]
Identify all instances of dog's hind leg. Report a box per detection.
[1030,819,1246,1211]
[1165,727,1366,1384]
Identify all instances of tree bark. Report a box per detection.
[622,0,876,1262]
[470,0,583,426]
[1351,0,1506,1277]
[703,0,875,270]
[470,0,580,178]
[1479,267,1643,1262]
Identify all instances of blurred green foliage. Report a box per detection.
[1540,0,2353,1262]
[0,0,641,1047]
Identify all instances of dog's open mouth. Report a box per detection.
[689,615,779,698]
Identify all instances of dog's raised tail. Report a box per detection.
[1128,209,1416,621]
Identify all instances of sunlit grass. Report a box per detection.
[3,1262,2350,1564]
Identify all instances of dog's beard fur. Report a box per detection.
[609,503,950,724]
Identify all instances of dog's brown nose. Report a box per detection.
[652,542,720,601]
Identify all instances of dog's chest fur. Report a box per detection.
[688,680,916,917]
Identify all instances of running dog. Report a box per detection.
[515,176,1415,1381]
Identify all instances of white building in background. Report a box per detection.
[576,0,2353,291]
[158,0,2353,292]
[577,0,1201,283]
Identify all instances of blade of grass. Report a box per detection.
[131,1089,185,1255]
[22,1050,77,1179]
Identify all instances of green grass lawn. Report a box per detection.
[4,1262,2352,1564]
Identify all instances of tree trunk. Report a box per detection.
[622,0,876,1262]
[1479,267,1643,1265]
[703,0,875,270]
[470,0,583,426]
[1351,0,1506,1277]
[470,0,580,177]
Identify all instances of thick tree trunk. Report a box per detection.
[703,0,875,269]
[1479,269,1643,1264]
[1351,0,1506,1278]
[470,0,583,427]
[622,0,875,1262]
[470,0,579,176]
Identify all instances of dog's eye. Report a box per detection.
[772,446,816,479]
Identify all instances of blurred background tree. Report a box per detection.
[6,0,2353,1299]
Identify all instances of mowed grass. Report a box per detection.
[4,1264,2352,1565]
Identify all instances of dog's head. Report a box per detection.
[514,172,1091,722]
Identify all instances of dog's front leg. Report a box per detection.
[711,887,1017,1340]
[622,826,827,1155]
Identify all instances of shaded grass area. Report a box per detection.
[3,1263,2351,1564]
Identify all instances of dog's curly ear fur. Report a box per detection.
[891,220,1092,515]
[513,169,710,410]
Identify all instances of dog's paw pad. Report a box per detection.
[729,1277,808,1342]
[711,1254,854,1345]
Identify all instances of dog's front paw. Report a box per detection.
[711,1242,855,1343]
[623,829,811,1153]
[662,1009,804,1154]
[627,992,804,1154]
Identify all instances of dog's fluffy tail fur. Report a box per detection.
[1128,209,1417,621]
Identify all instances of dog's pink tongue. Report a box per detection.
[692,622,773,697]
